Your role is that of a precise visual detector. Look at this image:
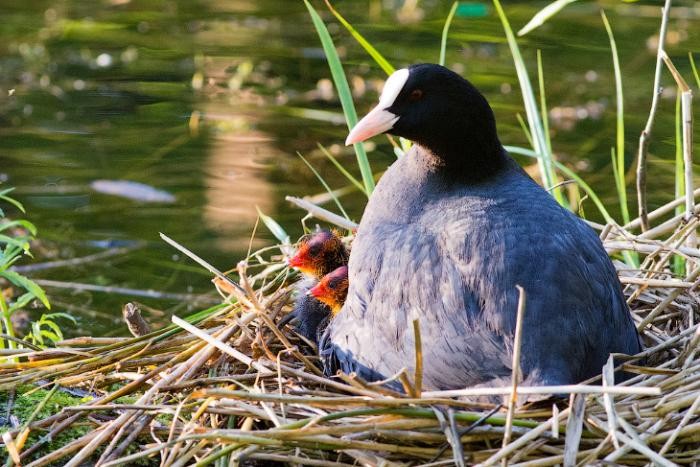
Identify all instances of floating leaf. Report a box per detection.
[90,179,176,203]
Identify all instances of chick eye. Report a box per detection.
[409,89,423,101]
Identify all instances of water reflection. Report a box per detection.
[201,119,275,252]
[0,0,697,336]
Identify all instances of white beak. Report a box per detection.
[345,107,399,145]
[345,67,409,146]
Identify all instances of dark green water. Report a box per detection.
[1,0,698,336]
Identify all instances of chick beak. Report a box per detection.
[287,254,304,268]
[345,106,399,145]
[308,282,328,299]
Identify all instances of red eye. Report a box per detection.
[409,89,423,101]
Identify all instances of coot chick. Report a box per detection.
[320,64,641,391]
[309,265,349,315]
[297,265,350,345]
[288,229,348,279]
[285,230,348,343]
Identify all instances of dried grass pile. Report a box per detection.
[2,195,700,467]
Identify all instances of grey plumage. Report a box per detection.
[320,63,641,392]
[322,147,641,389]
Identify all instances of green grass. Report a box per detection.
[518,0,579,36]
[322,0,394,76]
[690,52,700,89]
[439,2,459,66]
[0,385,91,463]
[673,91,686,276]
[297,151,352,221]
[0,187,52,351]
[492,0,564,205]
[317,143,367,195]
[536,51,552,156]
[304,0,693,262]
[601,10,630,226]
[304,0,375,196]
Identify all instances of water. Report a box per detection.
[1,0,698,336]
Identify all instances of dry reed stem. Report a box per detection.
[3,203,700,466]
[636,0,673,231]
[562,394,584,467]
[285,195,359,230]
[600,357,619,450]
[502,285,526,466]
[662,51,696,275]
[412,318,423,397]
[625,187,700,232]
[421,385,659,398]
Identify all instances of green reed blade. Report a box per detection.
[297,151,351,220]
[317,143,367,195]
[439,2,459,66]
[305,0,375,196]
[493,0,561,202]
[536,50,552,155]
[516,113,534,149]
[505,145,613,223]
[323,0,395,76]
[256,207,290,245]
[602,10,629,225]
[690,52,700,89]
[673,91,686,275]
[518,0,579,36]
[0,188,26,213]
[1,270,50,309]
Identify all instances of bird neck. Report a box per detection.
[419,132,509,182]
[330,302,343,315]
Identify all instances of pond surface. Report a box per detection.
[1,0,698,336]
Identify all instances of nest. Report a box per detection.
[2,200,700,467]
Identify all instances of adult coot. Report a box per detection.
[320,64,641,390]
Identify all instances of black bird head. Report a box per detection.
[346,64,504,175]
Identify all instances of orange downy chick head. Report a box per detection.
[288,229,348,278]
[309,265,349,315]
